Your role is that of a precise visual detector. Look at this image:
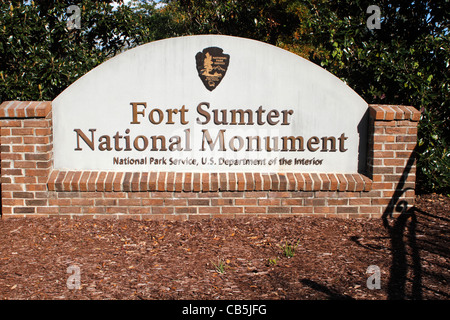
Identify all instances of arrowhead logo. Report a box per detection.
[195,47,230,91]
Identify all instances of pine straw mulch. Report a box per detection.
[0,194,448,300]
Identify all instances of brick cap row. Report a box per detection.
[47,170,372,193]
[368,104,420,121]
[0,101,51,118]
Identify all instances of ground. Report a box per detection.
[0,194,448,300]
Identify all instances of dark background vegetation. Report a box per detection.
[1,0,448,194]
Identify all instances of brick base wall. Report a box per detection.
[0,101,420,219]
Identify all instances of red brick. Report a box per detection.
[222,206,243,213]
[254,173,262,190]
[1,153,21,161]
[270,173,279,190]
[219,172,227,191]
[2,184,23,191]
[23,136,50,145]
[104,172,114,192]
[245,173,254,191]
[384,143,406,150]
[242,191,265,198]
[1,168,22,176]
[261,173,271,190]
[0,118,22,127]
[210,173,219,191]
[228,172,237,191]
[235,198,257,206]
[353,174,365,192]
[1,136,22,144]
[236,173,245,191]
[95,199,117,206]
[211,198,233,205]
[310,173,321,191]
[268,191,291,198]
[303,174,313,191]
[384,158,406,166]
[95,171,106,192]
[384,106,396,120]
[148,172,157,191]
[327,174,338,191]
[294,173,304,190]
[267,207,291,213]
[79,171,91,192]
[291,207,313,214]
[121,172,132,191]
[278,174,287,190]
[188,199,210,206]
[139,172,148,191]
[198,192,219,198]
[152,207,174,214]
[157,172,166,191]
[286,173,296,191]
[131,172,141,191]
[118,199,141,206]
[14,207,36,214]
[345,174,357,191]
[202,173,210,191]
[11,128,33,136]
[193,173,201,192]
[258,198,280,206]
[63,171,75,191]
[36,207,59,214]
[175,207,198,214]
[282,198,303,205]
[198,207,220,214]
[87,171,99,192]
[188,214,212,220]
[55,171,67,191]
[47,170,59,191]
[385,127,408,134]
[68,199,91,207]
[314,207,336,214]
[328,199,348,206]
[142,199,164,206]
[319,173,330,190]
[369,105,384,120]
[360,206,382,214]
[349,198,371,205]
[128,207,152,214]
[245,207,266,213]
[372,198,392,205]
[175,172,183,192]
[165,172,174,191]
[3,199,24,206]
[184,172,192,192]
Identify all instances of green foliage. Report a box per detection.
[266,257,279,266]
[279,240,300,258]
[0,0,158,101]
[211,257,227,274]
[417,108,450,194]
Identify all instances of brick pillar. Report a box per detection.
[367,104,421,217]
[0,101,53,217]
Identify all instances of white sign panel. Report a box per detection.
[53,35,368,173]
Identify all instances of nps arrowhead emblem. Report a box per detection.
[195,47,230,91]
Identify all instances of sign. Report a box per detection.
[53,35,368,173]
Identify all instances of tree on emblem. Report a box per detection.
[195,47,230,91]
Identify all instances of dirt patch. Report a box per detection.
[0,194,448,300]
